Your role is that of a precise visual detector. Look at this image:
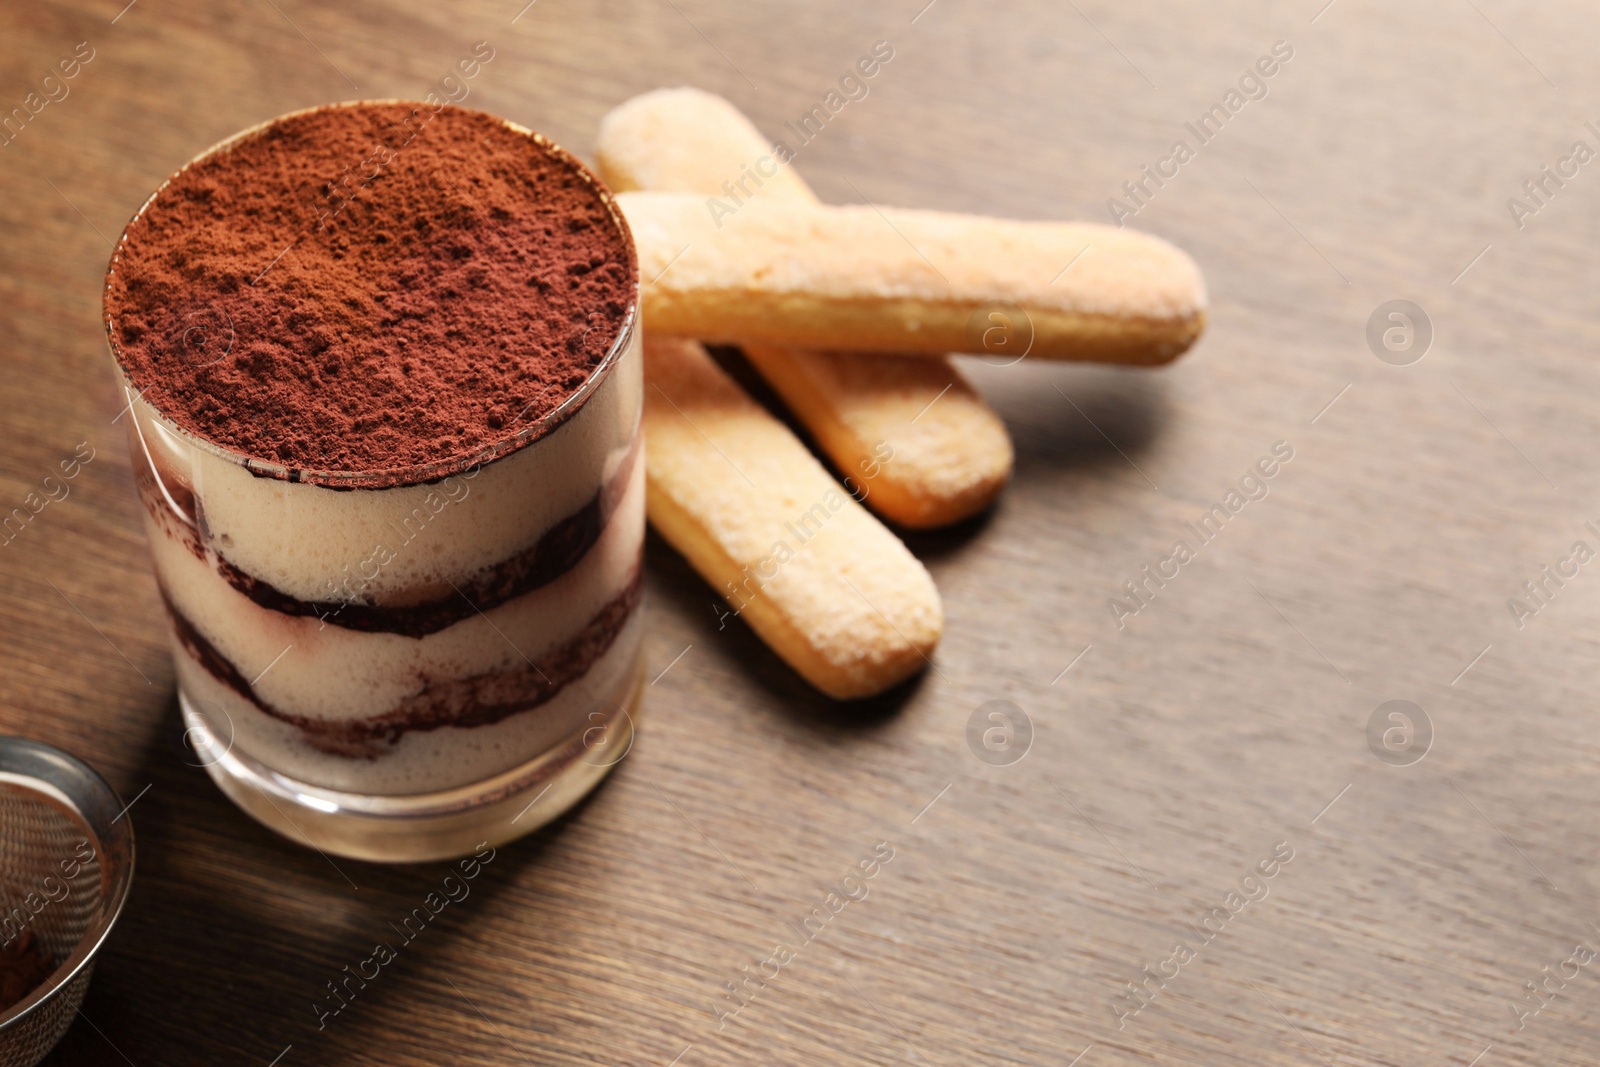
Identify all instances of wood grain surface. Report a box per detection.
[4,1,1600,1064]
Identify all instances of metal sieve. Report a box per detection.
[0,738,135,1067]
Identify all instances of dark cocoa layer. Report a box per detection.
[164,565,642,759]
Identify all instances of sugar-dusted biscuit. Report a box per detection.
[643,335,943,699]
[738,345,1010,528]
[597,88,1011,528]
[617,190,1207,365]
[595,88,815,208]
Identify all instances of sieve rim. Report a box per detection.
[0,737,136,1035]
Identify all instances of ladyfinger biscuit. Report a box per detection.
[595,88,816,207]
[617,190,1207,364]
[643,335,942,699]
[739,345,1011,527]
[596,88,1011,528]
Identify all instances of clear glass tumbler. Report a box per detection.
[103,108,644,862]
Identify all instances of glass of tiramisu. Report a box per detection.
[101,102,643,862]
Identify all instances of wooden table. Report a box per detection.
[5,0,1600,1063]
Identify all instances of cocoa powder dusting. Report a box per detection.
[103,102,636,477]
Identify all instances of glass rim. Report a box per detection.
[101,99,640,491]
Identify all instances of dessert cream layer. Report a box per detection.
[139,437,644,791]
[148,449,643,714]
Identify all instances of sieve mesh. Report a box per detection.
[0,743,134,1067]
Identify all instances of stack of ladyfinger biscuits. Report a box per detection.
[595,89,1206,699]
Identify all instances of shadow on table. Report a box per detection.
[962,356,1172,493]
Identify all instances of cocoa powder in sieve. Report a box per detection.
[103,102,636,476]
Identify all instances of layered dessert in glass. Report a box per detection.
[101,102,642,861]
